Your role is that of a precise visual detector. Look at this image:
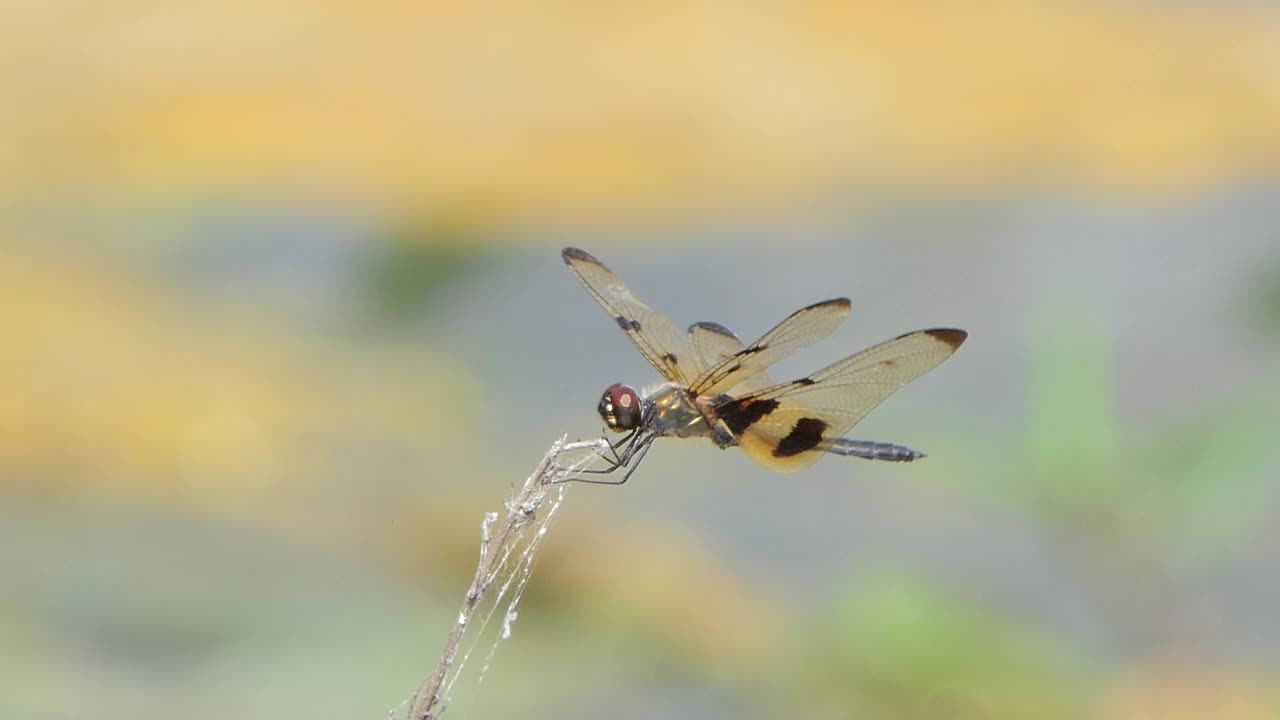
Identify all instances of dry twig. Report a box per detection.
[401,436,610,720]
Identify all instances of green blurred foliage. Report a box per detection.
[1256,257,1280,335]
[1024,304,1119,526]
[1020,302,1274,567]
[360,213,493,327]
[824,576,1086,720]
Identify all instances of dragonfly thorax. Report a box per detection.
[640,383,713,439]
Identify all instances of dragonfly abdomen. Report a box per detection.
[825,438,925,462]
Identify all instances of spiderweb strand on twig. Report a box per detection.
[391,436,612,720]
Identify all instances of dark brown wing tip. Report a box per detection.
[797,298,851,313]
[925,328,968,350]
[562,246,603,267]
[690,321,739,339]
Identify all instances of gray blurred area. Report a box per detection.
[5,187,1278,719]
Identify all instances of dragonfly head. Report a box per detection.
[598,383,642,432]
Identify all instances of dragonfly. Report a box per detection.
[560,247,967,484]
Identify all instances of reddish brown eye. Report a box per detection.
[597,383,642,432]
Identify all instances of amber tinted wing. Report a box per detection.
[688,298,852,398]
[713,328,967,472]
[562,247,694,384]
[687,321,775,394]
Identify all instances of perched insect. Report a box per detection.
[561,247,966,483]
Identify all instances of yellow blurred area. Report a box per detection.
[0,254,284,496]
[3,1,1279,221]
[1097,665,1278,720]
[0,252,480,506]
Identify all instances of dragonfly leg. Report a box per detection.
[551,430,654,484]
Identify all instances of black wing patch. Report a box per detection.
[715,397,780,435]
[712,327,968,472]
[772,418,829,457]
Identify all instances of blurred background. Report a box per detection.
[4,2,1280,719]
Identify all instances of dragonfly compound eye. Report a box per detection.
[598,383,642,431]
